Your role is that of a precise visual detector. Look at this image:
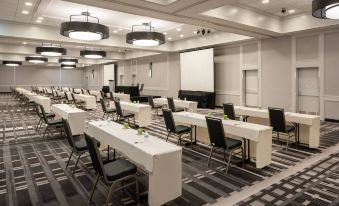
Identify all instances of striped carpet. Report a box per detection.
[0,93,339,206]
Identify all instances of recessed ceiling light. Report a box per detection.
[288,9,295,13]
[22,10,29,14]
[180,34,184,38]
[118,28,123,31]
[113,30,118,33]
[22,42,27,45]
[37,17,44,20]
[163,32,167,35]
[194,31,197,34]
[36,20,42,23]
[25,2,32,6]
[176,28,181,31]
[167,37,172,40]
[262,0,269,3]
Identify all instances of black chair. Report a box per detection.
[162,109,192,145]
[40,105,63,138]
[109,92,114,101]
[64,92,73,104]
[62,119,100,174]
[34,103,55,131]
[148,96,162,115]
[81,88,85,94]
[268,107,297,150]
[100,91,106,100]
[100,99,116,120]
[139,83,144,95]
[114,100,135,126]
[223,103,236,120]
[167,97,185,112]
[71,93,85,108]
[205,116,244,174]
[84,133,139,205]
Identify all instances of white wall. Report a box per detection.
[0,65,85,92]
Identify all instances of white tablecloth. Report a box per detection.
[88,120,182,206]
[234,106,320,148]
[153,98,198,112]
[31,95,51,113]
[111,92,130,102]
[74,94,96,109]
[173,112,272,168]
[109,101,152,127]
[51,104,87,135]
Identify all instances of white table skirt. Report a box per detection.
[173,112,272,168]
[88,121,182,206]
[109,101,152,127]
[153,98,198,112]
[234,106,320,148]
[31,95,51,113]
[74,94,96,109]
[51,104,87,135]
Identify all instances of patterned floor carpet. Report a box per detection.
[1,93,339,206]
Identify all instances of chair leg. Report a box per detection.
[102,113,106,120]
[72,152,83,174]
[66,149,74,168]
[166,133,170,142]
[277,132,280,142]
[241,147,244,168]
[225,150,233,174]
[36,119,42,131]
[286,133,290,151]
[43,125,49,138]
[135,176,140,206]
[207,146,214,167]
[89,174,100,203]
[105,182,117,206]
[177,135,181,145]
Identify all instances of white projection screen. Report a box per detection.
[180,48,214,92]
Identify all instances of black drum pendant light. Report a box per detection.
[312,0,339,19]
[80,49,106,59]
[3,61,22,66]
[126,22,165,47]
[60,11,109,40]
[36,44,66,56]
[59,58,78,65]
[25,56,48,64]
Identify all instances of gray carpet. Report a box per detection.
[1,93,339,206]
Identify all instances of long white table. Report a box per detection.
[111,92,130,102]
[31,95,51,113]
[234,106,320,148]
[109,101,152,127]
[51,104,87,135]
[74,94,96,110]
[173,112,272,168]
[153,98,198,112]
[88,120,182,206]
[89,90,101,101]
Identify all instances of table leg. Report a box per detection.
[184,125,197,146]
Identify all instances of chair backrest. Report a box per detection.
[100,98,107,112]
[148,96,155,108]
[62,119,75,149]
[64,92,70,102]
[162,109,176,133]
[136,83,139,89]
[80,89,84,94]
[223,103,236,120]
[205,117,227,149]
[140,83,144,92]
[114,100,123,116]
[84,133,107,182]
[71,93,78,107]
[100,91,105,99]
[33,103,42,118]
[167,97,176,112]
[268,107,287,133]
[72,88,75,93]
[109,92,114,100]
[87,89,91,95]
[39,104,49,124]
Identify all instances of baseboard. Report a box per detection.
[325,118,339,123]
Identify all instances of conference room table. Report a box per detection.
[234,106,320,148]
[51,104,87,135]
[109,101,152,127]
[173,112,272,169]
[87,120,182,206]
[89,90,101,101]
[31,95,51,113]
[111,92,131,102]
[153,98,198,112]
[74,94,96,110]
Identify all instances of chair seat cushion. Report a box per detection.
[46,113,55,118]
[123,113,135,118]
[104,159,137,181]
[175,125,191,134]
[286,125,295,133]
[74,137,100,151]
[153,105,162,109]
[48,119,63,125]
[175,108,185,112]
[226,138,242,150]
